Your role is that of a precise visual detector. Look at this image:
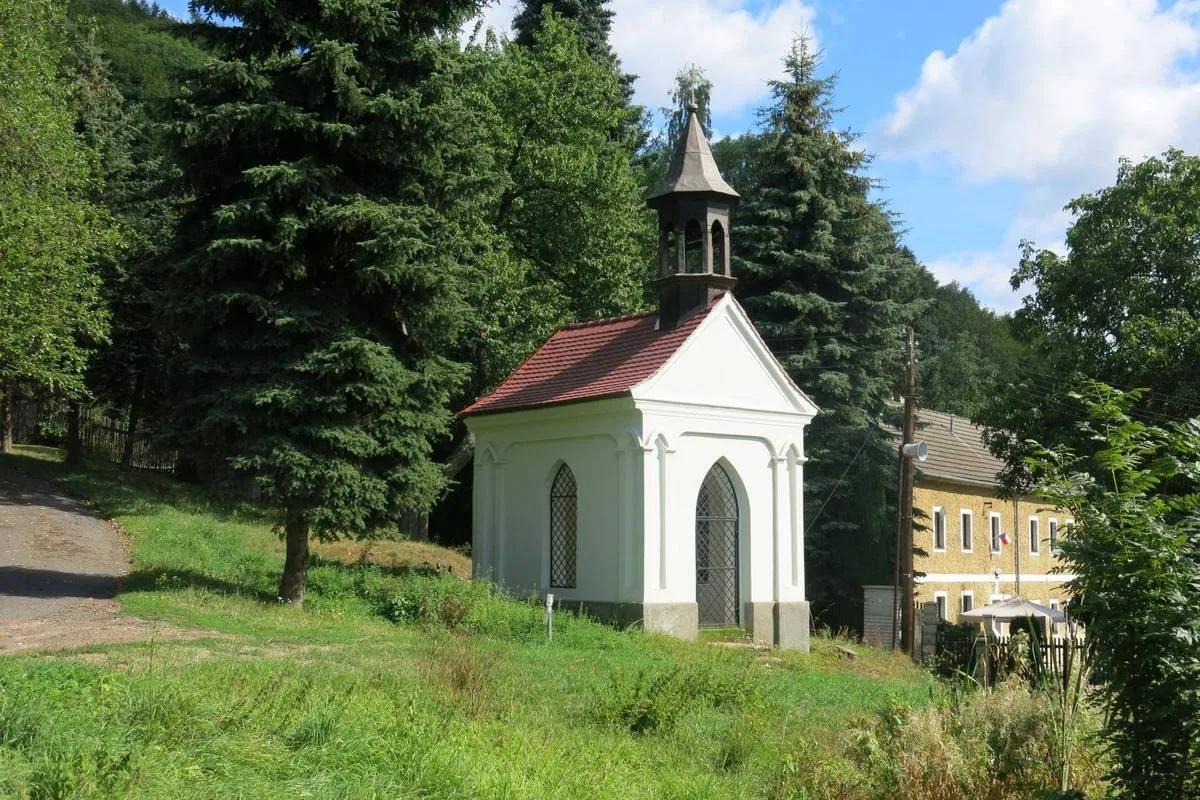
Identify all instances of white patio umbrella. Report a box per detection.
[960,596,1067,623]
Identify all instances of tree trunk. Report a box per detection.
[65,401,83,465]
[278,511,310,605]
[121,376,142,469]
[0,384,12,454]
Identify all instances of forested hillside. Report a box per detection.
[1,0,1031,625]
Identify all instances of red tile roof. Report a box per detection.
[458,297,721,418]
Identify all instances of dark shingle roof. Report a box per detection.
[892,407,1005,487]
[646,108,739,201]
[457,296,720,418]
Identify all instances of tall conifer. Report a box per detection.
[168,0,486,603]
[734,37,925,624]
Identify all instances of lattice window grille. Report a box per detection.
[695,464,739,628]
[549,465,577,588]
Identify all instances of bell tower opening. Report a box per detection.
[711,220,726,275]
[684,220,703,273]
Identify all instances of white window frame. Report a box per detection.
[932,506,946,553]
[989,512,1003,554]
[960,591,974,614]
[959,509,974,553]
[934,591,948,621]
[1029,516,1040,556]
[1048,518,1059,554]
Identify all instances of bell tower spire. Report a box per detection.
[647,104,740,330]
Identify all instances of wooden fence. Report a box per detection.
[12,398,177,472]
[935,619,1086,683]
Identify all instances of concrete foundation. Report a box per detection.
[774,601,811,652]
[744,601,775,645]
[556,600,700,640]
[642,602,700,640]
[556,600,645,628]
[556,599,807,649]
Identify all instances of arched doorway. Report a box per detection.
[696,463,740,627]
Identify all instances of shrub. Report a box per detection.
[594,660,765,736]
[594,668,693,734]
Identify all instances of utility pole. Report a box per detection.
[898,327,918,655]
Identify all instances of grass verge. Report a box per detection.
[0,447,1105,798]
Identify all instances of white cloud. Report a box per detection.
[464,1,817,118]
[926,200,1075,312]
[610,0,815,116]
[927,249,1025,313]
[881,0,1200,185]
[879,0,1200,312]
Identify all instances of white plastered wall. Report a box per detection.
[635,407,808,610]
[467,398,644,605]
[631,295,816,612]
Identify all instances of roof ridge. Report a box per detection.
[560,309,657,330]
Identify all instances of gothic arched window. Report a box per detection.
[550,464,577,588]
[696,462,739,627]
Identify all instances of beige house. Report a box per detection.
[864,409,1072,644]
[910,409,1072,623]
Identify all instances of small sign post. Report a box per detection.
[545,593,555,641]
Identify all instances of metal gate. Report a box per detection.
[696,463,739,627]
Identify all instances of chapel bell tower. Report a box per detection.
[647,104,740,330]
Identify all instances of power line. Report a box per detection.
[804,423,876,537]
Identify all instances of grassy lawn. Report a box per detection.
[0,447,947,798]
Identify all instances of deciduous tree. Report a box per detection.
[0,0,114,452]
[1030,383,1200,799]
[982,149,1200,492]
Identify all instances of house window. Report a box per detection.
[990,513,1002,553]
[960,510,973,553]
[549,464,577,588]
[961,591,974,614]
[1049,519,1059,553]
[1029,517,1040,556]
[932,507,946,552]
[934,592,948,621]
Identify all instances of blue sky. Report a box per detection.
[158,0,1200,311]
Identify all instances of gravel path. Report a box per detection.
[0,467,184,654]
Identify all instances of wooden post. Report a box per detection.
[899,327,918,655]
[0,384,12,454]
[65,402,82,464]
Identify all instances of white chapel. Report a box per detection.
[459,107,819,649]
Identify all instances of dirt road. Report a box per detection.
[0,467,168,653]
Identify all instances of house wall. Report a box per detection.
[913,478,1073,624]
[467,398,644,613]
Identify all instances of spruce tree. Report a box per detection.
[733,37,925,625]
[168,0,486,603]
